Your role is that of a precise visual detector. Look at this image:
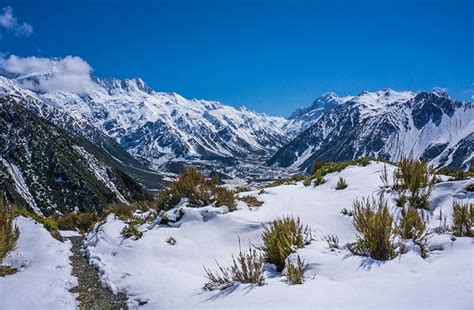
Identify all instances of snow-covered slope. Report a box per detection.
[269,89,473,171]
[0,217,77,309]
[84,162,473,309]
[1,72,289,166]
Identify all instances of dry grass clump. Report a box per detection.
[104,202,135,220]
[350,197,396,260]
[239,195,264,208]
[261,216,312,271]
[393,158,436,210]
[156,168,236,211]
[285,255,309,285]
[0,200,19,276]
[451,200,473,237]
[203,242,264,291]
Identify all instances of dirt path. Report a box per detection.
[67,236,128,309]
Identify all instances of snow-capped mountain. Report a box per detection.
[268,89,473,171]
[2,72,289,167]
[0,76,165,190]
[283,92,353,136]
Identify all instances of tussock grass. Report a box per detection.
[397,207,431,258]
[55,212,99,233]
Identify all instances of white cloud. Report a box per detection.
[0,55,97,93]
[0,6,33,37]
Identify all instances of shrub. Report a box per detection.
[0,201,19,265]
[166,236,177,245]
[336,177,348,190]
[214,187,237,211]
[261,216,312,271]
[55,212,100,233]
[323,234,340,249]
[397,207,431,257]
[466,184,474,192]
[265,175,312,188]
[203,242,264,291]
[239,195,264,208]
[393,158,436,210]
[121,223,143,239]
[311,158,371,180]
[437,167,474,181]
[156,168,235,211]
[350,197,396,260]
[286,255,309,285]
[104,202,135,220]
[451,201,473,237]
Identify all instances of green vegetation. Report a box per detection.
[393,158,436,210]
[350,197,396,261]
[203,242,265,291]
[286,255,309,285]
[336,177,348,190]
[451,201,473,237]
[156,168,236,211]
[398,207,431,258]
[265,175,312,188]
[55,212,100,233]
[311,158,371,185]
[261,216,312,271]
[0,200,19,276]
[466,184,474,192]
[437,167,474,181]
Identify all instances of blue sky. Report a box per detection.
[0,0,472,116]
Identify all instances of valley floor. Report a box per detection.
[0,162,472,309]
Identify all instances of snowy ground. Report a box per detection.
[85,162,474,309]
[0,217,77,309]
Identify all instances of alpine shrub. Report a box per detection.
[350,197,396,260]
[393,158,436,210]
[0,200,19,264]
[451,200,473,237]
[286,255,309,285]
[261,216,312,271]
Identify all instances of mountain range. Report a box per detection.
[0,64,472,214]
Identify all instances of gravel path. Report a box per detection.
[67,236,128,309]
